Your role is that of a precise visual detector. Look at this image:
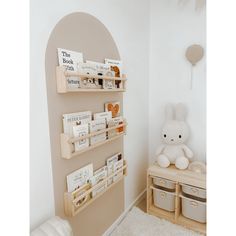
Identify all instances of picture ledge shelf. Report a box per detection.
[64,160,128,217]
[61,122,127,159]
[56,66,127,93]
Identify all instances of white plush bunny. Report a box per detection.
[155,103,193,170]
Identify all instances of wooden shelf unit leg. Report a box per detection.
[175,183,181,221]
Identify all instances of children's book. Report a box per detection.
[89,119,106,145]
[66,163,93,192]
[93,111,112,122]
[57,48,83,89]
[90,166,107,197]
[106,153,122,186]
[107,116,124,138]
[113,159,124,182]
[77,62,102,89]
[105,101,121,118]
[86,60,116,89]
[104,59,123,78]
[86,60,114,77]
[72,124,89,151]
[105,59,123,89]
[63,111,92,137]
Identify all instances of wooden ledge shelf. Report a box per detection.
[61,122,127,159]
[56,66,127,93]
[64,160,127,217]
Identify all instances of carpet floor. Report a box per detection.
[110,207,203,236]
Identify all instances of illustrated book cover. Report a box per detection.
[89,119,106,145]
[72,124,89,151]
[57,48,83,89]
[66,163,93,192]
[63,111,92,137]
[105,101,121,118]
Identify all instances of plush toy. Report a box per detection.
[155,103,193,170]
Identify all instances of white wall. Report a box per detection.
[30,0,149,230]
[148,0,206,164]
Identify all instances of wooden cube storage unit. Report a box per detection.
[147,165,206,235]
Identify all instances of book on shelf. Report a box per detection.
[105,101,121,118]
[90,166,107,197]
[93,111,112,122]
[63,111,92,137]
[89,119,107,145]
[106,153,123,186]
[113,159,124,182]
[57,48,84,90]
[85,60,114,77]
[77,62,102,89]
[86,60,116,89]
[107,116,124,138]
[72,124,89,151]
[105,59,123,89]
[66,163,93,192]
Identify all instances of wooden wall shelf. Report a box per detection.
[61,122,127,159]
[64,160,127,217]
[56,66,127,93]
[147,165,206,235]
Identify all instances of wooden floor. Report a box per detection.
[136,196,146,212]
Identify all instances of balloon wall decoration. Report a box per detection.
[185,44,204,89]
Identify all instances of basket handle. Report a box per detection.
[190,201,198,208]
[191,187,199,194]
[159,179,166,185]
[160,192,166,198]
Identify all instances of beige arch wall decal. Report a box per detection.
[45,12,124,236]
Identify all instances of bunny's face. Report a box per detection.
[161,120,189,145]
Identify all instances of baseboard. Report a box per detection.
[103,188,146,236]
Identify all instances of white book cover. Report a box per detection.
[103,79,116,90]
[89,119,106,145]
[77,62,103,89]
[104,58,123,78]
[66,163,93,192]
[57,48,83,71]
[63,111,92,137]
[93,111,112,122]
[107,116,124,138]
[72,124,89,151]
[113,159,124,182]
[57,48,83,89]
[78,62,97,75]
[106,153,122,186]
[86,60,114,77]
[106,152,122,167]
[105,58,123,89]
[90,166,107,197]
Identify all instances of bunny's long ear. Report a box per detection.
[175,103,187,121]
[166,104,174,120]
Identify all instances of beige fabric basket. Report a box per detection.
[153,177,175,190]
[182,195,206,223]
[152,186,175,212]
[182,184,206,199]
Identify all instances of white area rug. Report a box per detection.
[111,207,203,236]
